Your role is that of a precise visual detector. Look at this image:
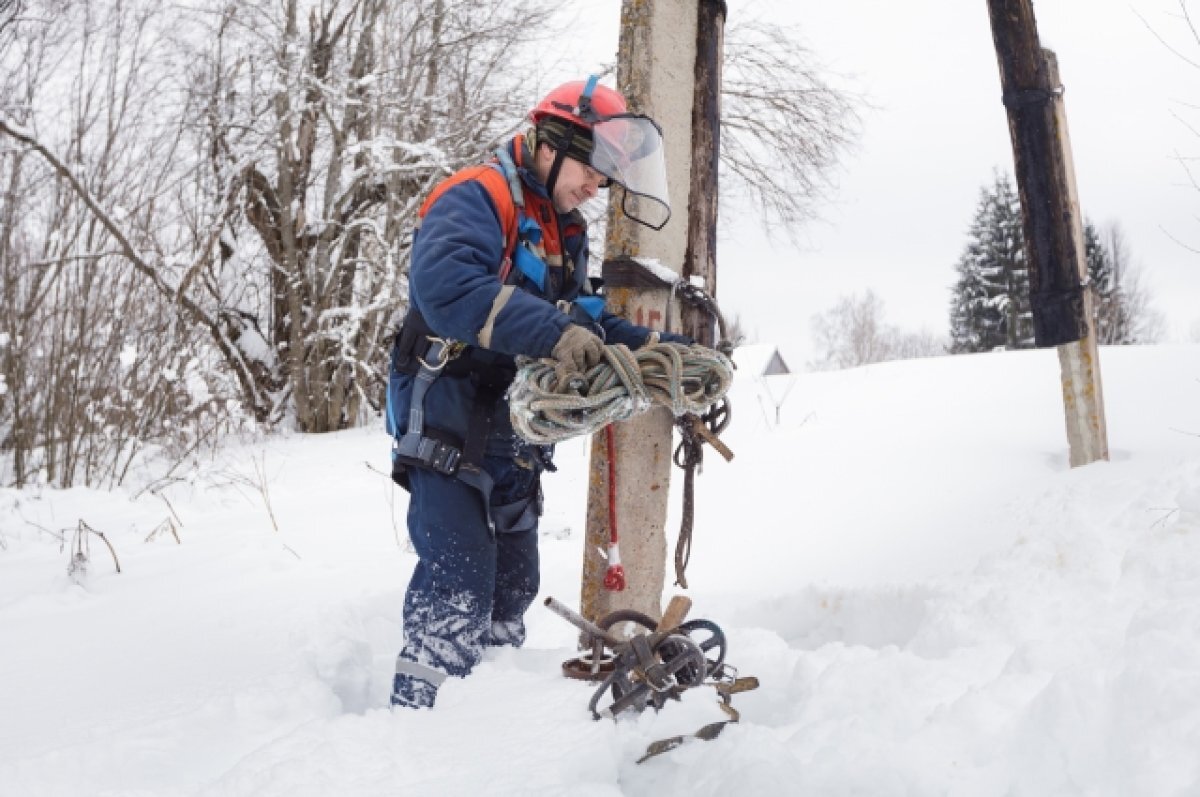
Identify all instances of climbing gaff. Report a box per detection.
[544,596,754,722]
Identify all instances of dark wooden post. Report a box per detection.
[681,0,726,345]
[986,0,1109,467]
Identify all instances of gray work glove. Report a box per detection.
[550,324,605,382]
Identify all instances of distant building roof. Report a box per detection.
[731,344,791,377]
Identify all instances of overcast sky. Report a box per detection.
[566,0,1200,363]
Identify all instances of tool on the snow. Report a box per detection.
[545,595,758,761]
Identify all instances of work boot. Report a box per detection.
[390,673,438,710]
[486,618,526,648]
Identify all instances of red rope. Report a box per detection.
[603,423,626,591]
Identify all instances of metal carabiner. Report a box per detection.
[417,336,454,372]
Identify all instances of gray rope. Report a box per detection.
[508,342,735,445]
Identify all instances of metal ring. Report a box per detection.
[417,336,451,371]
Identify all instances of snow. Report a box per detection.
[2,344,1200,795]
[633,257,682,286]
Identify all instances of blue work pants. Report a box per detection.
[391,454,542,708]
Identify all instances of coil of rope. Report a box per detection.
[509,341,734,446]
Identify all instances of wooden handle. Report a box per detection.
[689,415,734,462]
[657,595,693,631]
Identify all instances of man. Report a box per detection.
[386,77,687,709]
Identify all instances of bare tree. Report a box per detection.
[808,290,894,370]
[0,0,22,40]
[0,0,560,487]
[809,289,945,371]
[890,328,949,361]
[1,0,557,434]
[1093,223,1165,345]
[162,0,558,431]
[584,15,864,267]
[1,1,238,488]
[1140,1,1200,261]
[1149,1,1200,341]
[721,18,863,234]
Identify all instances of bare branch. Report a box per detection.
[1134,4,1200,71]
[720,18,864,237]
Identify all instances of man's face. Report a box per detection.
[535,144,607,213]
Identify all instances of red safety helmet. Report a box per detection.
[530,80,629,129]
[528,77,671,230]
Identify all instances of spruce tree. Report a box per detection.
[949,174,1030,353]
[952,177,1155,352]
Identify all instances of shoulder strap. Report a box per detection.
[492,146,526,211]
[419,165,520,267]
[491,145,532,284]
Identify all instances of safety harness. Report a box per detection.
[492,142,605,324]
[386,139,604,525]
[388,317,515,532]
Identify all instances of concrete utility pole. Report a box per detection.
[580,0,726,623]
[986,0,1109,467]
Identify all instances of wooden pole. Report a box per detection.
[682,0,726,346]
[581,0,722,624]
[986,0,1109,467]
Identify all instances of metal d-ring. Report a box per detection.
[417,336,452,371]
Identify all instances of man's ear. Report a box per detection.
[532,140,558,174]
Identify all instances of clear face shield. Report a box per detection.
[589,115,671,231]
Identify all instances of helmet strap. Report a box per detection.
[544,124,577,203]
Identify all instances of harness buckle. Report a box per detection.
[415,436,461,475]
